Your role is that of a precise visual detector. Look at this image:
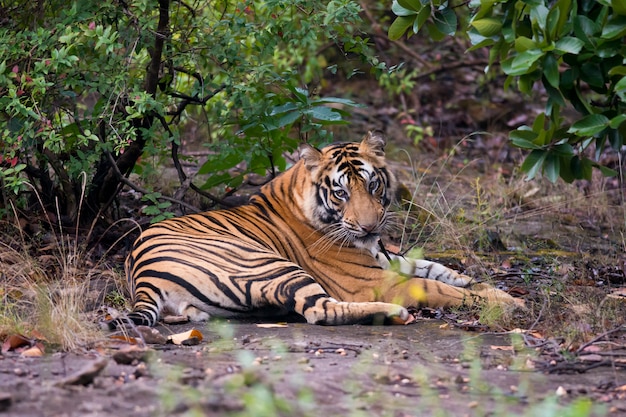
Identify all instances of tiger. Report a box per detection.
[112,132,522,328]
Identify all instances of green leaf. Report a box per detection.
[609,114,626,129]
[503,49,544,76]
[510,128,541,148]
[607,66,626,76]
[397,0,422,12]
[415,4,432,33]
[521,149,548,180]
[596,164,618,177]
[614,76,626,101]
[553,143,574,156]
[554,0,572,38]
[601,15,626,39]
[573,15,599,48]
[612,0,626,15]
[580,62,606,89]
[514,36,537,52]
[274,110,303,129]
[270,102,298,116]
[306,106,343,123]
[389,16,415,40]
[543,54,559,88]
[392,0,417,16]
[570,156,592,180]
[470,18,502,37]
[433,8,457,36]
[313,97,364,107]
[511,137,542,149]
[567,114,610,136]
[554,37,584,54]
[544,154,560,183]
[546,6,560,42]
[530,3,549,31]
[197,152,242,175]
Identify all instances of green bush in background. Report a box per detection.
[390,0,625,182]
[0,0,373,223]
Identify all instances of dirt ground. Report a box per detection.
[0,317,624,417]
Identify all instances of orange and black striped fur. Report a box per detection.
[116,132,521,327]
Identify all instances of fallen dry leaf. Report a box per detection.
[2,334,31,353]
[168,329,204,345]
[255,323,288,328]
[20,345,44,358]
[490,345,514,351]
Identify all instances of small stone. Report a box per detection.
[113,346,150,365]
[556,386,567,397]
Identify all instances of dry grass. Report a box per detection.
[390,141,626,343]
[0,227,119,351]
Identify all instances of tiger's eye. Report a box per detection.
[333,189,348,199]
[368,180,380,193]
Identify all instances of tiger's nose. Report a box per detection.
[359,221,378,233]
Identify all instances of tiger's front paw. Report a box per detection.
[471,283,526,308]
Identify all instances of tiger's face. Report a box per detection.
[300,132,396,249]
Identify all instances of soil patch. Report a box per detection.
[1,320,624,416]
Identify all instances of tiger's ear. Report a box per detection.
[360,131,386,156]
[299,143,323,170]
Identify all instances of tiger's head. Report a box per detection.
[299,131,396,249]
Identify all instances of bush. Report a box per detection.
[390,0,625,182]
[0,0,376,225]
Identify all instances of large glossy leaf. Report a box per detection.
[521,149,548,180]
[306,106,343,123]
[609,114,626,129]
[389,16,415,40]
[544,153,560,183]
[514,36,537,52]
[510,128,540,149]
[470,18,502,37]
[433,8,457,36]
[197,152,242,175]
[502,49,544,76]
[580,62,606,89]
[392,0,418,16]
[397,0,422,12]
[612,0,626,16]
[567,114,610,136]
[554,37,584,54]
[543,54,559,88]
[415,4,432,34]
[601,15,626,39]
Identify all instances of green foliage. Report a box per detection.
[198,85,363,190]
[0,0,378,222]
[390,0,626,182]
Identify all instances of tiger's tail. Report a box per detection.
[105,253,161,329]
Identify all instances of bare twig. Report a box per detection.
[103,149,200,213]
[576,325,626,354]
